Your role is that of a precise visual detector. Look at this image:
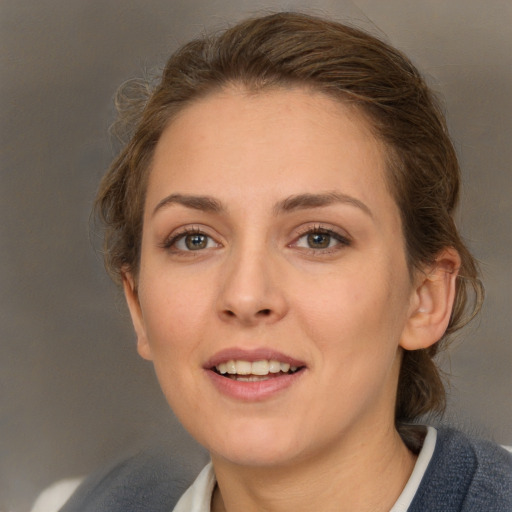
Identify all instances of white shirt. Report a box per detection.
[173,426,438,512]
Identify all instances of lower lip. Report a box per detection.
[206,369,305,401]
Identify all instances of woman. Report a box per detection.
[61,12,511,512]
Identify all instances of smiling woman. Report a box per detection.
[59,11,511,512]
[126,89,417,479]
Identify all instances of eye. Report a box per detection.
[165,229,220,252]
[304,232,332,249]
[293,227,350,252]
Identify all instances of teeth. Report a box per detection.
[215,359,300,376]
[236,375,271,382]
[269,360,281,373]
[251,360,269,375]
[235,360,252,375]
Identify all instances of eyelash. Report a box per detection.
[292,225,351,254]
[161,225,351,255]
[161,227,219,253]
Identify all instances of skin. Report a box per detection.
[124,87,459,512]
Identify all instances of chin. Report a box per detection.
[212,440,302,468]
[199,420,307,468]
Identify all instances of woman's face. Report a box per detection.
[125,87,418,468]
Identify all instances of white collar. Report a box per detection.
[172,462,216,512]
[389,426,437,511]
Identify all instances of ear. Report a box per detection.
[122,270,153,361]
[400,248,461,351]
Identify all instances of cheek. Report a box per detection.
[293,271,381,333]
[136,272,209,407]
[137,269,213,358]
[292,263,408,363]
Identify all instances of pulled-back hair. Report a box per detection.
[96,12,483,433]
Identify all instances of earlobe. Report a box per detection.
[122,270,153,361]
[400,248,461,351]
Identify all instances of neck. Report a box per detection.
[211,424,417,512]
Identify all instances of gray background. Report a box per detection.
[1,1,511,510]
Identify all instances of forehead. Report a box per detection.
[146,86,393,217]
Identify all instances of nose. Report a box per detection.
[216,244,288,326]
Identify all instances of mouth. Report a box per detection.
[212,359,304,382]
[204,349,306,400]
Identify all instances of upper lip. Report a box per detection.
[204,348,306,369]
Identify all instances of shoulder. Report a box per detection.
[409,427,512,512]
[59,446,207,512]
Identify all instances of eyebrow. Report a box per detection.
[152,193,224,217]
[152,191,372,218]
[273,192,373,217]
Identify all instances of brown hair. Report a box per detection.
[96,12,483,430]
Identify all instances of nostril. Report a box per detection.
[220,307,274,321]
